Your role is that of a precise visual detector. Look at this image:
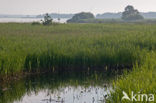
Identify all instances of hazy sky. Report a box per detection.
[0,0,156,15]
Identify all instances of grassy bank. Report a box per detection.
[107,52,156,103]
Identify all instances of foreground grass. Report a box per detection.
[107,52,156,103]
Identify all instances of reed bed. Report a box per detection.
[0,23,156,75]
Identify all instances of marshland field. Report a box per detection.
[0,23,156,103]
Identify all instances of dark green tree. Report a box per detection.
[42,13,53,25]
[122,5,144,21]
[67,12,95,23]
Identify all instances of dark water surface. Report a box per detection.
[0,70,112,103]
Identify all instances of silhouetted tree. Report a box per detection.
[67,12,95,23]
[122,5,144,21]
[58,18,60,22]
[42,13,53,25]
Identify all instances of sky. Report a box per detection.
[0,0,156,15]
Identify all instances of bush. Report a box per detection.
[42,13,53,25]
[67,12,95,23]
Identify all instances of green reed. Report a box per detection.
[0,23,156,75]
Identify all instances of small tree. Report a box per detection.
[122,5,144,21]
[58,18,61,23]
[42,13,53,25]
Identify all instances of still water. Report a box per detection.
[0,70,112,103]
[0,18,68,23]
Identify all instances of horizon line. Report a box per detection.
[1,11,156,16]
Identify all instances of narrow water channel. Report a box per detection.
[0,70,112,103]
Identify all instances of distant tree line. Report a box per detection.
[36,13,74,18]
[67,5,144,23]
[33,5,144,24]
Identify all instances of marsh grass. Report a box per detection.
[107,52,156,103]
[0,23,156,75]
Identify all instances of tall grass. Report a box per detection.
[107,51,156,103]
[0,23,156,75]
